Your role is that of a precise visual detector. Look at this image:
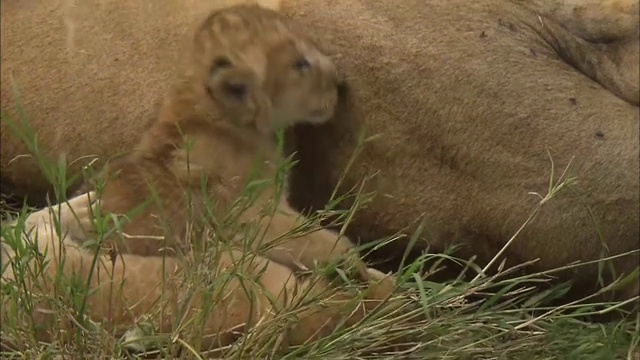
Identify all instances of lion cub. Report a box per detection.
[1,192,402,351]
[79,4,374,282]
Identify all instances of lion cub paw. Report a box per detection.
[332,250,371,280]
[366,267,397,294]
[61,191,101,242]
[331,250,398,292]
[23,191,99,242]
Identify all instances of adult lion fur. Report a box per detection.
[0,193,403,352]
[528,0,639,42]
[524,0,639,105]
[280,0,639,303]
[1,0,638,302]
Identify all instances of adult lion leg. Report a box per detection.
[528,0,639,42]
[527,0,639,105]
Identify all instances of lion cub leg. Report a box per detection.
[0,196,294,351]
[168,149,387,285]
[179,249,298,351]
[1,197,402,350]
[1,192,120,345]
[1,191,98,267]
[244,200,390,285]
[286,267,403,346]
[76,154,206,257]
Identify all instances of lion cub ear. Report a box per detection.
[206,55,272,133]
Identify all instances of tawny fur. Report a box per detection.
[73,5,375,286]
[526,0,639,42]
[281,0,639,303]
[1,0,638,303]
[521,0,639,104]
[0,193,403,352]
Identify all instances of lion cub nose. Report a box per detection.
[223,81,247,100]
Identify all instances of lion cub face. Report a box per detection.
[265,37,342,129]
[190,4,342,134]
[205,55,272,133]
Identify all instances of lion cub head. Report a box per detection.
[183,4,343,134]
[125,4,344,189]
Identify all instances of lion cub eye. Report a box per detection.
[293,57,311,72]
[210,56,233,74]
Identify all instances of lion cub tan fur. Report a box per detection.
[0,192,402,351]
[77,4,374,283]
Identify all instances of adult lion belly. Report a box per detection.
[282,0,639,299]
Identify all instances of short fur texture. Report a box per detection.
[523,0,639,105]
[1,0,638,303]
[527,0,639,42]
[72,5,377,286]
[281,0,639,303]
[0,192,402,351]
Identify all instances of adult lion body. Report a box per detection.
[1,0,638,301]
[281,0,639,302]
